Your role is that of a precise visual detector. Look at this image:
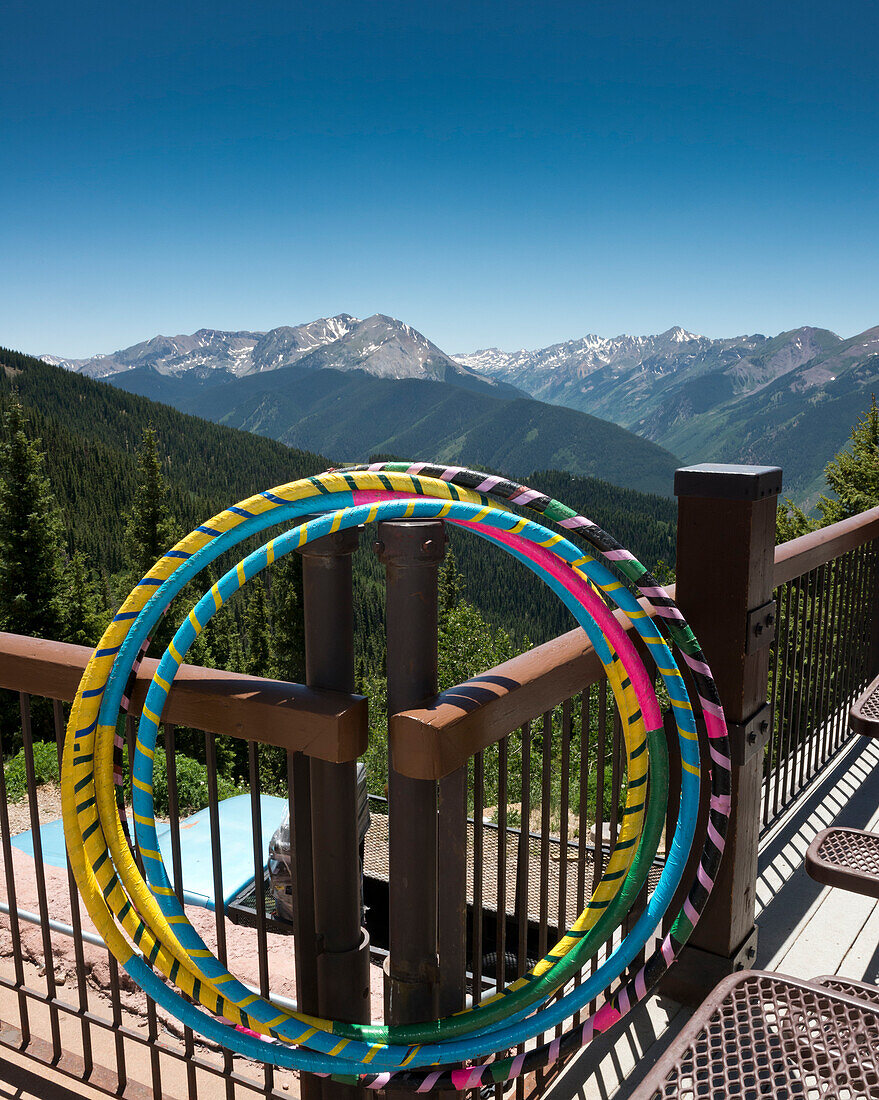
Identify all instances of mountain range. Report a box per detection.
[42,316,680,496]
[44,313,519,396]
[456,324,879,499]
[44,314,879,503]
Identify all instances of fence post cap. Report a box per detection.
[297,523,361,557]
[374,519,448,565]
[674,463,783,502]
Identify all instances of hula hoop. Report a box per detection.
[62,464,729,1089]
[123,504,660,1053]
[89,500,665,1065]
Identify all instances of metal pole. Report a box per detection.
[662,463,781,1004]
[376,519,448,1025]
[300,526,371,1100]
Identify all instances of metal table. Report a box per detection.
[630,970,879,1099]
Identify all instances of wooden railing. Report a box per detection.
[0,632,367,759]
[2,468,879,1100]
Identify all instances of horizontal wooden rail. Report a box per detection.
[390,599,660,780]
[394,503,879,779]
[0,632,367,762]
[774,505,879,586]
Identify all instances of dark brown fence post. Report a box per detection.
[663,463,781,1004]
[376,519,466,1024]
[300,526,371,1100]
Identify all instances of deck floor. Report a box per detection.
[545,732,879,1100]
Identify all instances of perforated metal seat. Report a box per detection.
[812,974,879,1009]
[850,671,879,738]
[805,826,879,899]
[630,971,879,1100]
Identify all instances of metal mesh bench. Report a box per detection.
[804,826,879,899]
[630,970,879,1099]
[812,974,879,1008]
[850,671,879,738]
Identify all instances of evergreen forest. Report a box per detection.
[1,345,677,819]
[2,345,878,839]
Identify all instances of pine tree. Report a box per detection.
[244,578,272,676]
[122,426,178,582]
[817,395,879,524]
[776,497,817,543]
[0,400,67,639]
[210,602,245,672]
[61,550,107,646]
[438,544,465,617]
[269,554,305,682]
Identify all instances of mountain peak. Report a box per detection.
[660,326,702,343]
[41,312,507,392]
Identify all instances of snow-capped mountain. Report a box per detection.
[455,326,706,384]
[43,314,504,391]
[453,326,844,425]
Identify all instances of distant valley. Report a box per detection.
[44,313,879,503]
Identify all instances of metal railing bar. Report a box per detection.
[19,691,62,1060]
[125,716,162,1100]
[806,566,828,788]
[52,697,94,1078]
[248,742,276,1097]
[204,730,235,1099]
[162,724,198,1100]
[495,736,508,1000]
[593,686,607,894]
[0,697,30,1046]
[471,750,485,1003]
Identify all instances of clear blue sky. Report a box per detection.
[2,0,878,358]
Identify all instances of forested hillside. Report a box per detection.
[0,346,328,570]
[2,344,676,810]
[110,363,681,496]
[1,346,676,655]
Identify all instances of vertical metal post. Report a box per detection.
[662,463,781,1004]
[869,539,879,677]
[288,751,320,1100]
[376,519,458,1024]
[437,765,467,1016]
[300,526,371,1100]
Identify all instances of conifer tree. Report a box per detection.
[269,554,305,682]
[122,426,178,582]
[818,395,879,524]
[210,602,245,672]
[438,543,465,617]
[61,550,106,646]
[0,400,67,639]
[244,578,272,676]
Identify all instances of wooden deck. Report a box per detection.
[544,732,879,1100]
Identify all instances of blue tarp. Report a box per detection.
[11,793,286,910]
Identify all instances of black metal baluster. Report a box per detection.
[20,692,62,1058]
[53,698,93,1078]
[0,694,29,1045]
[163,725,198,1100]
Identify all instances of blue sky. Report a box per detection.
[2,0,878,358]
